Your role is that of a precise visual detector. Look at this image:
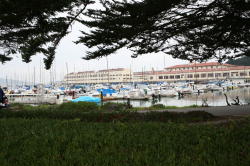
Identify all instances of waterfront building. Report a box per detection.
[134,62,250,83]
[64,62,250,84]
[64,68,132,84]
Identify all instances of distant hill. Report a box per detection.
[226,56,250,66]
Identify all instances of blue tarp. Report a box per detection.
[45,85,52,88]
[96,89,117,96]
[59,87,65,90]
[23,86,31,90]
[71,96,101,103]
[74,85,86,89]
[120,88,129,91]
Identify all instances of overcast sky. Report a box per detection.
[0,21,190,84]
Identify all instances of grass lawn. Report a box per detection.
[0,118,249,166]
[0,102,249,166]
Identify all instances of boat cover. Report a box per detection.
[97,89,117,96]
[71,96,101,103]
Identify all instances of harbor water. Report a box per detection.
[111,88,250,107]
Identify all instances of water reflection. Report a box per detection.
[111,88,250,107]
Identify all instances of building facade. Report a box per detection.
[134,62,250,83]
[64,63,250,84]
[64,68,132,84]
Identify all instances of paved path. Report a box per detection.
[143,105,250,117]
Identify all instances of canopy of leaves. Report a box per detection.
[1,0,250,69]
[0,0,93,69]
[77,0,250,62]
[227,56,250,66]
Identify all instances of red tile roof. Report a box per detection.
[165,62,233,69]
[98,68,127,72]
[134,66,250,75]
[133,70,164,75]
[158,66,250,75]
[77,71,95,74]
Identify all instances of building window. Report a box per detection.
[150,77,154,80]
[215,73,221,77]
[194,74,199,78]
[175,75,180,79]
[223,73,229,77]
[159,76,163,79]
[170,75,175,79]
[208,73,214,77]
[187,74,193,78]
[231,72,238,77]
[201,74,206,78]
[164,76,168,79]
[240,72,246,76]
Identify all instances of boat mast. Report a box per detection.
[5,75,8,88]
[40,58,42,84]
[66,62,69,88]
[33,66,36,86]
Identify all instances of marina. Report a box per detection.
[2,62,250,108]
[3,80,250,108]
[113,87,250,107]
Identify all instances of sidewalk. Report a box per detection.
[142,105,250,117]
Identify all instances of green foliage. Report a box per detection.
[0,118,249,165]
[1,0,250,66]
[227,56,250,66]
[0,102,100,120]
[58,102,99,112]
[0,0,93,69]
[101,102,128,112]
[0,103,215,123]
[150,104,165,109]
[130,104,198,111]
[79,0,250,62]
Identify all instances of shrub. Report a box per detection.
[186,111,214,121]
[150,104,165,109]
[58,102,99,112]
[101,102,128,112]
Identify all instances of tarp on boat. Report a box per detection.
[71,96,101,103]
[74,85,86,89]
[59,87,65,90]
[120,88,129,91]
[96,89,117,96]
